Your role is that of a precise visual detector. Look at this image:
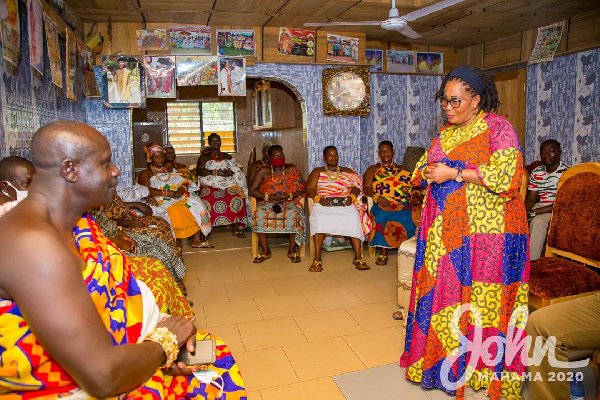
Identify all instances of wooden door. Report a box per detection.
[491,68,527,152]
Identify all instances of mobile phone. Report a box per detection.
[175,339,216,366]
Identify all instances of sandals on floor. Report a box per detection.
[308,260,323,272]
[288,252,301,263]
[392,308,405,321]
[192,241,214,248]
[233,230,246,238]
[352,258,371,271]
[375,255,389,265]
[253,252,272,263]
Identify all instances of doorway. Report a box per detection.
[491,68,527,151]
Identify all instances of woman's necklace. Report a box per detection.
[150,165,170,183]
[211,150,224,162]
[271,165,285,183]
[324,165,340,181]
[379,162,398,174]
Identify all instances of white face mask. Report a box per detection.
[1,181,28,203]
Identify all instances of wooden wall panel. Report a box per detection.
[262,26,316,63]
[483,32,522,69]
[458,43,483,68]
[316,30,367,65]
[567,9,600,53]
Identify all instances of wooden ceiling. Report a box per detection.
[65,0,600,47]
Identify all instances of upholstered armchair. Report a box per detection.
[529,163,600,308]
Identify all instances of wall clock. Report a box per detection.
[322,66,371,116]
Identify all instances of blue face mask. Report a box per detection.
[1,181,28,203]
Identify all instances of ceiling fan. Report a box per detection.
[304,0,466,39]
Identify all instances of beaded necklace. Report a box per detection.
[150,165,170,183]
[211,150,224,162]
[270,165,285,183]
[324,165,340,181]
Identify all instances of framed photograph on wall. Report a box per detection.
[277,28,315,57]
[170,26,212,55]
[217,56,246,96]
[66,29,77,100]
[136,28,168,51]
[27,0,44,74]
[365,49,383,72]
[416,52,443,73]
[216,29,255,57]
[2,0,20,69]
[176,56,217,86]
[326,34,359,63]
[144,56,176,98]
[102,56,145,108]
[44,13,62,88]
[386,50,415,73]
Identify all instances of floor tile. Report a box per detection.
[206,324,245,354]
[238,317,307,351]
[294,309,364,341]
[190,304,207,329]
[197,266,246,286]
[240,263,289,282]
[204,299,263,327]
[303,287,364,312]
[235,347,298,391]
[255,293,315,319]
[269,274,324,295]
[343,327,405,368]
[260,377,345,400]
[283,337,365,381]
[186,284,230,305]
[312,269,368,289]
[345,300,404,331]
[348,280,398,304]
[226,280,278,301]
[246,391,262,400]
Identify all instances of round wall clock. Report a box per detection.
[322,66,371,116]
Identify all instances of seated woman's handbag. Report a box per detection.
[328,196,346,206]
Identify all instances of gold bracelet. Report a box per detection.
[264,193,269,202]
[372,194,380,202]
[162,189,167,197]
[313,194,322,203]
[349,193,357,203]
[144,327,179,368]
[288,192,294,200]
[213,169,218,176]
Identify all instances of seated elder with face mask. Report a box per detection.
[0,156,34,214]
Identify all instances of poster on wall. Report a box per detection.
[136,28,168,51]
[386,50,415,73]
[176,55,217,86]
[102,56,145,108]
[216,29,255,57]
[144,56,176,98]
[1,0,20,69]
[277,28,315,57]
[44,13,63,88]
[170,26,211,55]
[78,42,101,97]
[217,56,246,96]
[27,0,44,74]
[65,29,77,100]
[416,52,443,73]
[529,22,564,65]
[365,49,383,72]
[326,34,359,63]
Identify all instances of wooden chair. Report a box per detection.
[250,196,306,258]
[529,163,600,309]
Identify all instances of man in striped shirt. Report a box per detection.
[525,139,569,260]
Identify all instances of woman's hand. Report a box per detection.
[146,196,158,206]
[173,187,186,198]
[423,163,457,185]
[376,196,391,211]
[159,319,198,376]
[131,202,153,216]
[113,232,137,252]
[221,168,234,177]
[129,218,146,228]
[344,196,353,206]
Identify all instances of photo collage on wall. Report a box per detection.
[101,56,145,109]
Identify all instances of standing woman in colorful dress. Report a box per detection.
[400,66,529,400]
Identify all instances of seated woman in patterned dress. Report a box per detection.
[306,146,372,272]
[249,145,306,263]
[362,141,418,265]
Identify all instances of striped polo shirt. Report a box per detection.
[528,162,569,206]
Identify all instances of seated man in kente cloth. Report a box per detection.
[139,143,212,248]
[249,145,306,263]
[0,121,245,398]
[362,141,417,265]
[196,133,248,238]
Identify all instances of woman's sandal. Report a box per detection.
[352,258,371,271]
[375,254,389,265]
[392,309,405,320]
[253,252,272,263]
[233,230,246,238]
[288,252,301,263]
[192,241,214,248]
[308,260,323,272]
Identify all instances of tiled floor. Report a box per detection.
[180,229,493,399]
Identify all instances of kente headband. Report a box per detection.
[448,66,485,95]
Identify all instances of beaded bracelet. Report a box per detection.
[313,195,322,203]
[162,189,168,197]
[288,192,294,200]
[213,170,218,176]
[145,327,179,368]
[349,193,357,203]
[264,193,269,202]
[372,194,380,203]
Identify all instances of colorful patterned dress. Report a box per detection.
[399,113,529,400]
[251,165,306,246]
[0,213,246,398]
[368,165,417,248]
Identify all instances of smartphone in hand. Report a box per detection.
[176,339,216,366]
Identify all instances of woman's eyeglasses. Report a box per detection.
[440,96,468,108]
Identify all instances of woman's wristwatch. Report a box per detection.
[529,210,536,218]
[455,168,463,182]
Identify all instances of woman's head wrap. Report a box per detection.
[144,142,163,162]
[448,66,485,95]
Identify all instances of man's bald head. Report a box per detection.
[32,121,109,170]
[0,156,34,182]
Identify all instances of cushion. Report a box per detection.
[548,172,600,261]
[530,257,600,300]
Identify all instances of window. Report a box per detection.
[166,101,237,155]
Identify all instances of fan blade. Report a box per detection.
[402,0,465,22]
[304,21,382,27]
[398,25,421,39]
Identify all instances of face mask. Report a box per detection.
[270,156,285,167]
[1,181,28,203]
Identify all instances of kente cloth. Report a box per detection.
[149,171,211,237]
[89,209,187,283]
[316,171,372,236]
[0,213,246,398]
[198,158,249,226]
[251,166,306,246]
[399,113,529,400]
[368,167,417,248]
[101,193,180,256]
[128,255,194,320]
